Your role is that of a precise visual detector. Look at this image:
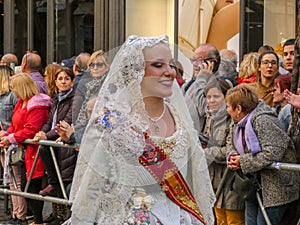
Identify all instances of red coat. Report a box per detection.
[6,93,51,179]
[238,73,257,84]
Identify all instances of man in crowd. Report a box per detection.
[72,53,92,123]
[218,49,238,86]
[282,33,300,225]
[283,38,296,75]
[21,52,47,94]
[183,43,220,135]
[72,52,91,87]
[0,53,19,67]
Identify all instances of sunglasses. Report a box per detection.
[89,62,105,69]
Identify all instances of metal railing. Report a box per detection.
[215,162,300,225]
[0,139,76,206]
[267,162,300,172]
[1,141,300,223]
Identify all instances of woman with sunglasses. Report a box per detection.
[73,50,110,144]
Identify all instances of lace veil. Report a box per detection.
[69,35,215,225]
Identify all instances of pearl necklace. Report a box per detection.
[147,104,166,134]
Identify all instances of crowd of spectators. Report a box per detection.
[0,34,299,225]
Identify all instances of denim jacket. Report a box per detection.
[0,91,18,130]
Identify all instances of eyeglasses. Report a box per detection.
[261,60,277,66]
[190,57,214,64]
[89,62,105,69]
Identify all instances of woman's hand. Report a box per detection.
[55,137,62,143]
[196,60,214,77]
[0,130,6,138]
[227,152,241,169]
[32,131,47,142]
[55,120,75,143]
[0,136,10,149]
[283,88,300,109]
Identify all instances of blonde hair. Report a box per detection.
[10,73,39,100]
[238,52,259,79]
[0,65,14,95]
[88,50,109,67]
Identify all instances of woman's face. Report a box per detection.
[141,43,176,99]
[226,101,240,122]
[206,87,225,113]
[272,83,284,104]
[44,70,50,84]
[55,71,73,92]
[89,56,109,79]
[10,84,20,99]
[258,54,278,80]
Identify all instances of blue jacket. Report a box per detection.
[0,91,18,130]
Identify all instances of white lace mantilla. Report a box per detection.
[68,35,215,225]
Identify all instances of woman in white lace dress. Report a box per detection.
[66,35,215,225]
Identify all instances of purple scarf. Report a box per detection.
[234,107,262,155]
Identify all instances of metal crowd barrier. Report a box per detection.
[215,162,300,225]
[262,162,300,225]
[0,141,300,223]
[268,162,300,172]
[0,139,76,206]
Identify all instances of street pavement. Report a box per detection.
[0,192,52,223]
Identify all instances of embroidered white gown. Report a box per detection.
[66,35,215,225]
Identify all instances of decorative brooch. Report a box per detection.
[94,107,125,130]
